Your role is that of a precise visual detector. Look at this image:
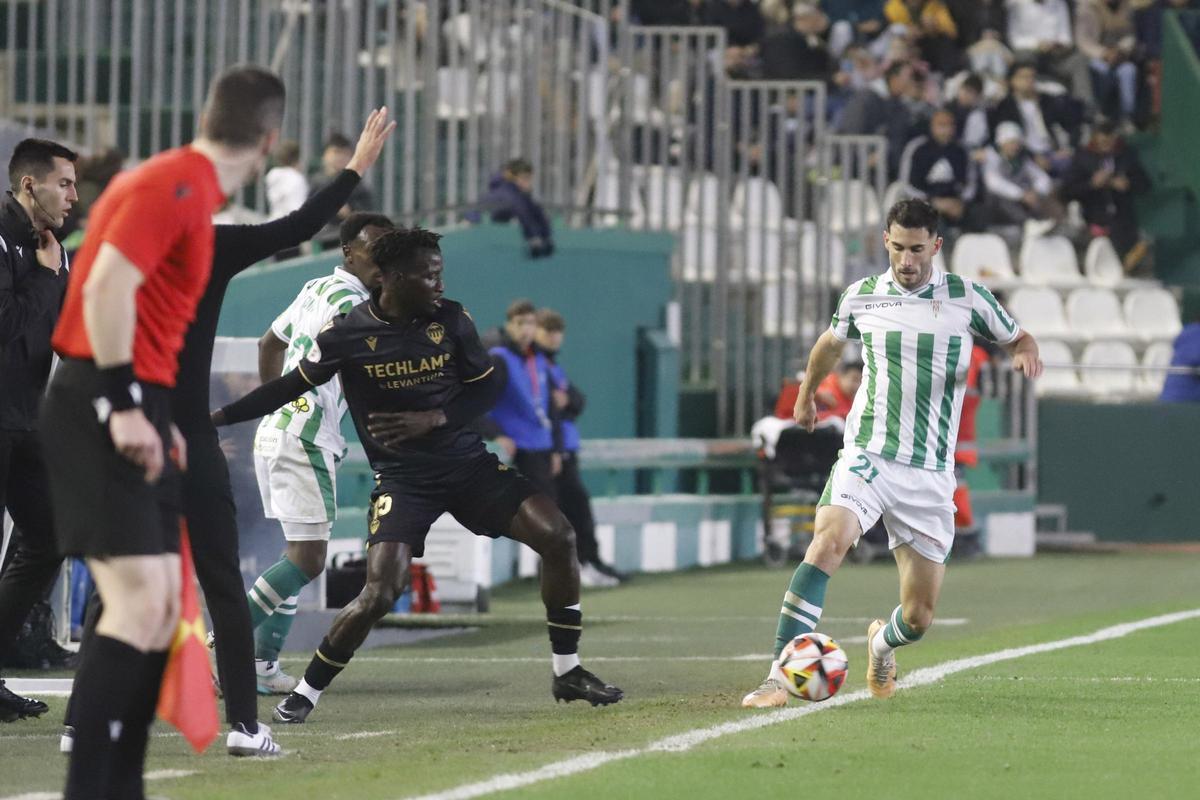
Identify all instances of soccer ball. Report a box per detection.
[777,632,848,702]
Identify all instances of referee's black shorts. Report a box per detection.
[367,451,538,557]
[41,358,181,558]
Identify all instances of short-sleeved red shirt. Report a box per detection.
[52,147,225,387]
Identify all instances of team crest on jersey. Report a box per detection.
[426,323,445,345]
[365,336,378,351]
[930,300,942,318]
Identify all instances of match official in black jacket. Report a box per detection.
[0,139,76,722]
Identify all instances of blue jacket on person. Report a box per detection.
[546,359,583,453]
[488,337,554,451]
[466,172,553,245]
[1160,323,1200,403]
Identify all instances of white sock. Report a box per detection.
[294,678,322,707]
[255,659,277,676]
[766,659,782,681]
[871,629,895,658]
[552,653,581,676]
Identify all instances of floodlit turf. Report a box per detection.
[2,553,1198,799]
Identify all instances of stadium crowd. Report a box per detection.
[621,0,1197,270]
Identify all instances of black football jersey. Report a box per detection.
[298,294,494,476]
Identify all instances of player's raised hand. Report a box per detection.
[367,410,446,448]
[794,395,818,433]
[109,408,165,483]
[346,107,397,176]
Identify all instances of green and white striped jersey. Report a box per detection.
[257,267,370,455]
[829,268,1020,471]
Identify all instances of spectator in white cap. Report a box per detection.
[980,120,1061,240]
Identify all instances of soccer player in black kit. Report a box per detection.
[214,227,623,722]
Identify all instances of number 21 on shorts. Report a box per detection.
[848,453,879,484]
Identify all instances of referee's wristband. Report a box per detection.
[93,363,143,423]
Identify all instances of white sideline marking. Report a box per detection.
[145,769,197,780]
[966,675,1200,683]
[400,608,1200,800]
[336,730,397,741]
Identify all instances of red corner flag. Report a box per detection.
[157,523,219,753]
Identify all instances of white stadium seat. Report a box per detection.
[1036,340,1086,396]
[1081,340,1138,397]
[732,177,792,229]
[1064,287,1129,339]
[594,166,646,228]
[1083,236,1123,288]
[1019,234,1084,287]
[950,232,1015,284]
[1123,287,1183,342]
[684,172,723,225]
[642,166,686,231]
[825,179,881,233]
[1007,287,1073,339]
[1139,340,1175,397]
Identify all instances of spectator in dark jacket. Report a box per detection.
[468,159,555,259]
[1060,119,1151,265]
[825,0,888,55]
[989,61,1082,174]
[761,2,839,82]
[897,108,976,227]
[308,132,378,245]
[837,60,917,177]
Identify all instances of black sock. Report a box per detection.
[108,650,168,800]
[547,607,582,655]
[302,637,355,691]
[64,636,145,800]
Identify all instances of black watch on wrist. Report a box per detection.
[93,363,143,423]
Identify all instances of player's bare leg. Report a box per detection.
[274,542,410,723]
[509,494,623,706]
[866,544,945,699]
[743,505,860,708]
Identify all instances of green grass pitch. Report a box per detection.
[2,552,1197,799]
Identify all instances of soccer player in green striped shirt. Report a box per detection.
[743,199,1043,707]
[246,213,394,694]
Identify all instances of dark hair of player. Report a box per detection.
[340,212,395,248]
[200,64,286,148]
[368,227,443,276]
[507,298,536,320]
[8,138,78,191]
[885,198,939,236]
[537,308,565,332]
[960,72,984,94]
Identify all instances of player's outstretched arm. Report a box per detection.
[212,367,316,427]
[795,330,847,432]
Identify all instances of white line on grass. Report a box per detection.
[336,730,398,741]
[401,608,1200,800]
[421,615,968,625]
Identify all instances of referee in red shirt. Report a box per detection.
[41,66,285,799]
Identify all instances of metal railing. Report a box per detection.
[0,0,907,436]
